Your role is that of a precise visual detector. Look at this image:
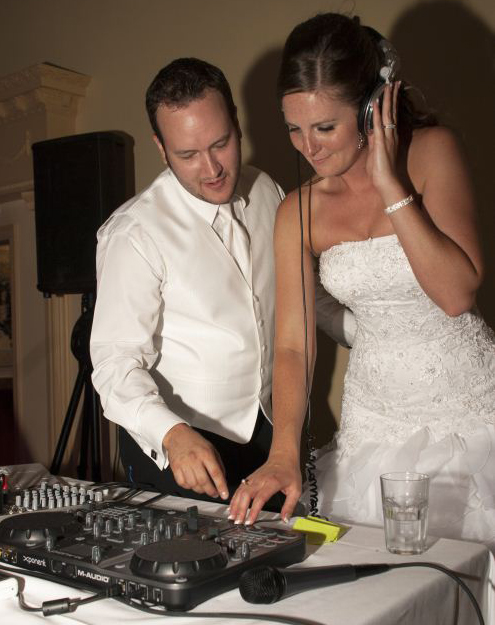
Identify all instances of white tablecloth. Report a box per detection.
[1,496,493,625]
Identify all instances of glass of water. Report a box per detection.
[380,472,430,555]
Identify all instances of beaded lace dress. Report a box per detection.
[311,234,495,549]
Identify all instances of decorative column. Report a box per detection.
[0,63,91,468]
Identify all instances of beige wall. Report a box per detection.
[1,0,494,457]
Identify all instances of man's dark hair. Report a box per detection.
[146,57,237,142]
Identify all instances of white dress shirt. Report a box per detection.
[90,165,283,470]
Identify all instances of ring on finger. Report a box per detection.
[383,123,397,129]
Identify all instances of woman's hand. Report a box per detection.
[366,81,402,197]
[228,452,302,526]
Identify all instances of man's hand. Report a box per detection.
[228,453,302,525]
[163,424,229,500]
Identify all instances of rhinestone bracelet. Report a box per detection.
[384,194,414,215]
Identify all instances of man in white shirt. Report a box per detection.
[90,58,354,510]
[91,58,286,507]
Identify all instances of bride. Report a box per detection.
[229,12,495,550]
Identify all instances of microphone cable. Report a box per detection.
[239,560,485,625]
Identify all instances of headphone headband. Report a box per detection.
[357,31,400,134]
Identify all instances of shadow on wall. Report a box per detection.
[390,1,495,328]
[241,49,338,452]
[241,47,313,194]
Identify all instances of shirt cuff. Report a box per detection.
[136,402,187,470]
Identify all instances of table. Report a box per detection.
[1,496,493,625]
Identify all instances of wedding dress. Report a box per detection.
[311,234,495,550]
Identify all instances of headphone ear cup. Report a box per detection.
[358,82,387,135]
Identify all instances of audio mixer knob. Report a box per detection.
[93,521,101,539]
[140,532,149,546]
[91,545,101,564]
[175,521,185,537]
[240,541,251,560]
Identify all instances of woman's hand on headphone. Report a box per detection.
[366,81,401,196]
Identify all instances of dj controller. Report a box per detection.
[0,483,306,611]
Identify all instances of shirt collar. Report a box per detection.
[167,168,247,226]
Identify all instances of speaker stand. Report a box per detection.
[49,293,102,481]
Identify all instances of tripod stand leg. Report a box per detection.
[50,363,87,475]
[77,375,91,480]
[77,374,102,482]
[90,385,102,482]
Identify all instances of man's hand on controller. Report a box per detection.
[163,424,229,500]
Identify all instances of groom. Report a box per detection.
[90,57,354,508]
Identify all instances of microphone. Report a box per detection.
[239,563,391,604]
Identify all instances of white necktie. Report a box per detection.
[213,203,252,285]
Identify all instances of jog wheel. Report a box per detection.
[130,539,228,580]
[0,511,80,547]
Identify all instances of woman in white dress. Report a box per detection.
[229,12,495,550]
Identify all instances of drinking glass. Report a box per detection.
[380,472,429,555]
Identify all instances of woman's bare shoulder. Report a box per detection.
[408,126,466,188]
[410,125,464,162]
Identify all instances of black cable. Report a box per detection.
[116,595,325,625]
[136,493,168,508]
[389,562,484,625]
[296,152,321,519]
[0,565,116,616]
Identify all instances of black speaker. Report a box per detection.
[32,131,135,295]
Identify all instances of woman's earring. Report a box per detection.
[357,132,366,150]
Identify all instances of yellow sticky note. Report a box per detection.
[292,515,350,544]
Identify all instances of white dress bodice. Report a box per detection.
[319,234,495,456]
